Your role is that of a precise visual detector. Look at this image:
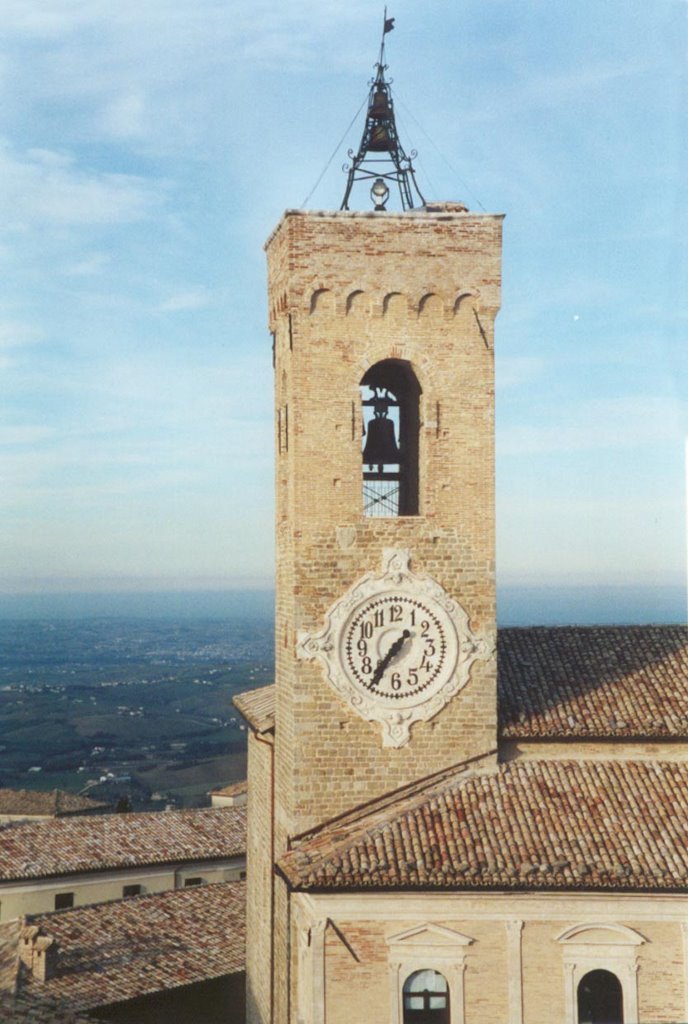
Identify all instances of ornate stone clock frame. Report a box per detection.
[297,548,491,747]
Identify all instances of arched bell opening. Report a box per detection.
[577,969,624,1024]
[402,969,449,1024]
[360,359,420,517]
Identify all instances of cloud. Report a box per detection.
[156,287,213,313]
[101,92,147,141]
[0,425,55,446]
[63,252,111,276]
[0,322,44,349]
[500,395,686,456]
[497,356,545,389]
[0,141,164,230]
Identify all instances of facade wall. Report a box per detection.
[245,730,274,1024]
[292,891,688,1024]
[0,857,245,922]
[267,209,503,842]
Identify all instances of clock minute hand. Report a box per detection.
[370,630,411,686]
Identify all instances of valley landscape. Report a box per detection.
[0,614,273,808]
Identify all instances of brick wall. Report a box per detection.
[292,891,688,1024]
[245,731,274,1024]
[268,209,503,841]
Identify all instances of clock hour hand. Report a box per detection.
[371,629,410,686]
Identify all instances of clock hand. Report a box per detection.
[370,630,411,686]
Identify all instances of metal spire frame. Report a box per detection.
[340,11,426,212]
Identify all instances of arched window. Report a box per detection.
[360,359,420,517]
[403,969,449,1024]
[577,969,623,1024]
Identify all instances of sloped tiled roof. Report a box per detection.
[19,882,245,1012]
[0,921,101,1023]
[0,992,103,1024]
[0,807,245,883]
[233,684,275,732]
[234,628,688,741]
[0,790,107,818]
[499,625,688,738]
[279,758,688,892]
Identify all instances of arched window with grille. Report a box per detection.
[577,968,623,1024]
[360,359,420,517]
[402,969,449,1024]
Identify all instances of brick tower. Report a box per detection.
[241,27,503,1023]
[267,205,503,842]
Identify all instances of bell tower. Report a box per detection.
[245,24,504,1024]
[268,202,502,841]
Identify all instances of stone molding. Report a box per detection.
[386,923,474,1024]
[556,923,645,1024]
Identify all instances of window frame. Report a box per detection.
[386,924,474,1024]
[403,968,450,1022]
[577,968,624,1024]
[557,923,644,1024]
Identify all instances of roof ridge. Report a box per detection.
[289,749,498,848]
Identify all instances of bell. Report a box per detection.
[370,88,391,120]
[363,415,401,467]
[368,124,392,152]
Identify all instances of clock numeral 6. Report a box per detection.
[390,672,402,690]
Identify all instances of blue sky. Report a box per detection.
[1,0,686,604]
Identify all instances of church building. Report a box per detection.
[236,21,688,1024]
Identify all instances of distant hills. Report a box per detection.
[0,584,683,625]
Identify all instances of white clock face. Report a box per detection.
[341,592,456,705]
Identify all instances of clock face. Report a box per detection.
[341,592,457,704]
[297,549,489,747]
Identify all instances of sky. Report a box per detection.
[1,0,686,615]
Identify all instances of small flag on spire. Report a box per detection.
[384,16,395,33]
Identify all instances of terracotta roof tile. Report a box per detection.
[0,922,102,1023]
[0,992,102,1023]
[0,790,107,818]
[499,625,688,738]
[279,759,688,891]
[0,807,245,883]
[233,629,688,740]
[19,882,244,1012]
[233,684,275,732]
